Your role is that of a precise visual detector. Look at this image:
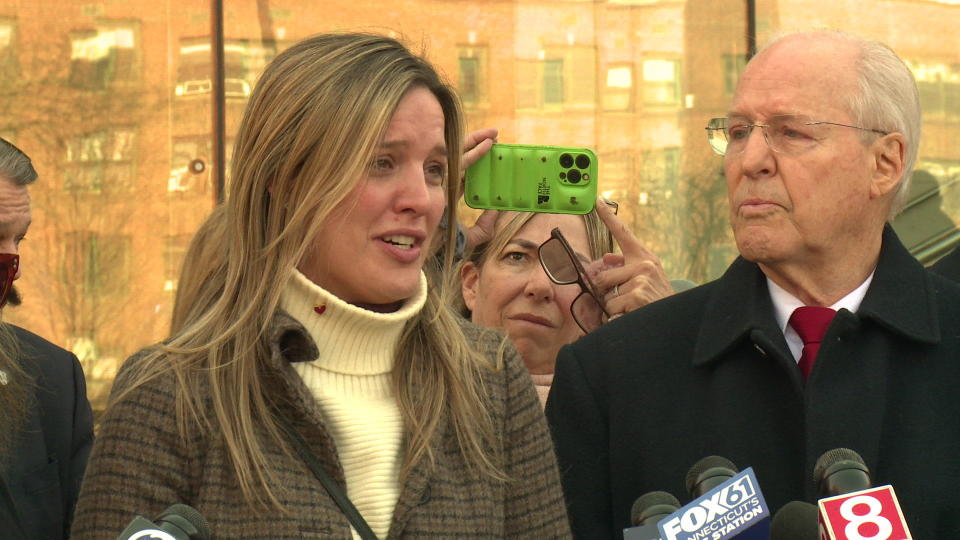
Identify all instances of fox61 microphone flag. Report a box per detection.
[818,485,912,540]
[657,467,770,540]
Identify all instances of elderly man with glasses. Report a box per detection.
[547,31,960,539]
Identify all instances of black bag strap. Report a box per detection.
[274,415,379,540]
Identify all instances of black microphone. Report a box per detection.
[622,491,680,539]
[770,501,818,540]
[117,504,211,540]
[814,448,913,539]
[685,455,738,499]
[814,447,870,497]
[630,491,681,527]
[660,456,770,539]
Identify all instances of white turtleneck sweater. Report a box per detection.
[280,270,428,540]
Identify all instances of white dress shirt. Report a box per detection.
[767,272,875,363]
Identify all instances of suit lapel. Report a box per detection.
[857,226,940,346]
[693,256,802,395]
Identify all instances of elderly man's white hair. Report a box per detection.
[750,31,922,219]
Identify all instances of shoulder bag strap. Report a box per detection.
[274,415,379,540]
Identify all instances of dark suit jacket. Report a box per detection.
[546,227,960,539]
[0,325,94,539]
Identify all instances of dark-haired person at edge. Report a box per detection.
[547,31,960,538]
[71,33,570,538]
[0,139,94,540]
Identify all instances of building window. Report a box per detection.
[65,128,136,193]
[68,21,140,89]
[0,19,18,90]
[597,149,635,205]
[910,60,960,119]
[176,38,276,99]
[543,58,565,105]
[604,65,633,111]
[662,147,680,187]
[163,234,192,292]
[457,46,487,107]
[642,58,681,106]
[62,232,132,295]
[460,57,480,102]
[640,147,682,202]
[723,54,747,96]
[516,47,595,111]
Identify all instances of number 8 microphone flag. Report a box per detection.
[818,485,912,540]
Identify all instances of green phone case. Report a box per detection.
[465,143,598,215]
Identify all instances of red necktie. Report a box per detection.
[788,306,836,380]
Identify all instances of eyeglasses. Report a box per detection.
[0,254,18,308]
[601,197,619,215]
[538,228,609,334]
[705,115,889,156]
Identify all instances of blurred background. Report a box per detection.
[1,0,958,414]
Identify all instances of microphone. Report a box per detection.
[623,491,680,540]
[686,455,738,499]
[770,501,818,540]
[658,458,770,540]
[632,491,682,526]
[815,447,871,497]
[814,448,913,540]
[117,504,211,540]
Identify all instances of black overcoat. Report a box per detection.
[931,245,960,282]
[547,227,960,539]
[0,325,94,539]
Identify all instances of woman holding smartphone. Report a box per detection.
[459,198,676,405]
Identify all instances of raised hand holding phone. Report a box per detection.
[461,127,498,172]
[458,128,500,252]
[465,142,598,214]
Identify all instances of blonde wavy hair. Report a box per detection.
[169,204,225,335]
[116,33,502,509]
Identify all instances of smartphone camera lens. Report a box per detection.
[575,154,591,169]
[567,169,581,183]
[559,153,574,168]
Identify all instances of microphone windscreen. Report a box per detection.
[685,455,738,498]
[814,448,871,497]
[630,491,681,526]
[771,501,818,540]
[157,503,211,540]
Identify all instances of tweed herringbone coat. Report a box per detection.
[71,314,571,539]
